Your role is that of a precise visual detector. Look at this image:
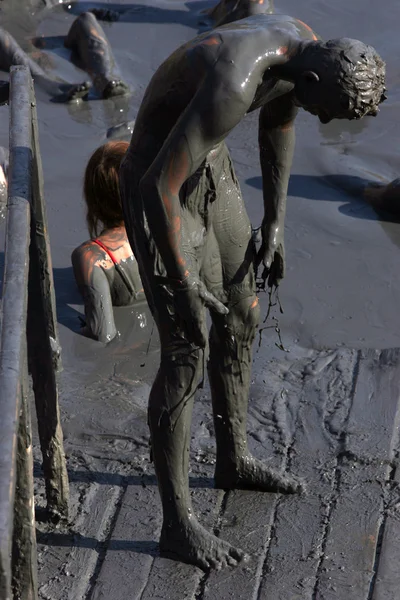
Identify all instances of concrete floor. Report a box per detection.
[34,345,400,600]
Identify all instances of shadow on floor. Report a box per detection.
[63,0,213,30]
[246,173,400,224]
[36,527,160,555]
[34,460,214,488]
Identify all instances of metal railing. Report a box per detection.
[0,66,69,600]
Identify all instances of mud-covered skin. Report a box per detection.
[0,26,90,102]
[119,14,384,570]
[71,226,143,343]
[364,178,400,217]
[65,12,129,99]
[207,0,274,28]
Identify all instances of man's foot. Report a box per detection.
[214,453,305,494]
[103,80,130,99]
[53,81,91,103]
[160,519,247,571]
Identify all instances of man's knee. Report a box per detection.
[159,342,208,397]
[160,325,209,373]
[209,294,258,368]
[211,293,260,346]
[161,341,207,363]
[230,294,260,332]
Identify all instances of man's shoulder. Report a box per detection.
[208,14,300,65]
[214,13,303,34]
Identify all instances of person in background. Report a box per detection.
[0,26,90,103]
[363,177,400,218]
[72,141,143,343]
[63,11,129,99]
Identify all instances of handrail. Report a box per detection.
[0,66,69,600]
[0,66,33,600]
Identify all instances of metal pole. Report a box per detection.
[30,78,62,374]
[26,76,69,521]
[11,352,38,600]
[0,65,32,600]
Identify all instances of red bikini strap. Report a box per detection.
[92,239,118,265]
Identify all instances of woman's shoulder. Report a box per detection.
[72,239,99,262]
[71,239,113,270]
[99,229,134,263]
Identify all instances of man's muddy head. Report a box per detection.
[293,38,386,124]
[84,141,129,237]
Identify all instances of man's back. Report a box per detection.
[129,14,316,156]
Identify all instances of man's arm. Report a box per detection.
[258,88,298,285]
[71,244,117,343]
[140,72,249,283]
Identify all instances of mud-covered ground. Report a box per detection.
[0,0,400,597]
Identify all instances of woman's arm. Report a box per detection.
[71,243,117,343]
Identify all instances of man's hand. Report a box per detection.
[160,274,229,347]
[256,220,285,288]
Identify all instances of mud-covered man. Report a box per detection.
[0,12,129,104]
[119,14,386,570]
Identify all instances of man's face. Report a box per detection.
[301,104,333,124]
[294,82,358,124]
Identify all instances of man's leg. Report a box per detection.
[204,148,303,493]
[64,12,129,98]
[119,155,245,570]
[0,26,90,102]
[0,26,44,77]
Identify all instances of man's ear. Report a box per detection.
[302,71,320,83]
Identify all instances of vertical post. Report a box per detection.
[25,76,69,521]
[30,78,62,374]
[11,352,38,600]
[0,65,33,600]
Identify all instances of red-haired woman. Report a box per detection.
[72,141,143,342]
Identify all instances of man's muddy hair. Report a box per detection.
[314,38,386,117]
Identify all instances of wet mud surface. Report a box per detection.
[0,0,400,597]
[34,346,400,599]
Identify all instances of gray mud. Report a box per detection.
[0,0,399,595]
[0,0,398,359]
